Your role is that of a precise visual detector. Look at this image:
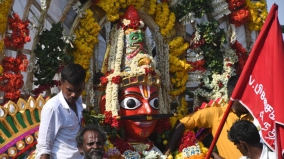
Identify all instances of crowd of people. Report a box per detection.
[34,63,276,159]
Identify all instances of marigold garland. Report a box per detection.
[229,7,251,27]
[0,0,13,35]
[170,97,188,129]
[227,0,250,27]
[72,9,100,82]
[168,37,191,96]
[148,0,157,15]
[246,0,267,30]
[155,2,176,36]
[3,13,31,49]
[0,53,28,101]
[95,0,145,22]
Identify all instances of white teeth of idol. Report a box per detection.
[138,121,152,125]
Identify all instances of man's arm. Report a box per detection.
[164,122,185,155]
[165,107,217,155]
[36,103,61,158]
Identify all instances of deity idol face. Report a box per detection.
[119,84,159,142]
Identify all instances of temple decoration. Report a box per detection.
[168,37,191,96]
[246,0,268,30]
[0,96,47,158]
[211,0,231,21]
[84,5,171,157]
[227,0,250,27]
[0,0,13,52]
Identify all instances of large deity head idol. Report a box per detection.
[99,5,166,142]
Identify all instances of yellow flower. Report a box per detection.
[0,65,3,74]
[246,0,267,31]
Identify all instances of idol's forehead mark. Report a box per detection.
[119,85,158,99]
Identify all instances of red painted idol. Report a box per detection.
[119,85,159,142]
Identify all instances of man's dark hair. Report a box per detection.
[228,120,260,145]
[76,124,107,148]
[227,75,239,97]
[61,64,86,85]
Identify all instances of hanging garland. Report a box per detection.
[0,13,29,101]
[227,0,250,27]
[154,2,176,36]
[72,9,100,83]
[168,37,191,96]
[246,0,268,31]
[172,0,214,20]
[0,0,13,37]
[34,22,73,88]
[148,0,157,15]
[193,21,226,74]
[0,53,28,101]
[94,0,145,22]
[3,13,30,49]
[231,40,248,75]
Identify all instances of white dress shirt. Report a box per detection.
[36,91,84,159]
[239,144,276,159]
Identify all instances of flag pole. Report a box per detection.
[205,100,234,159]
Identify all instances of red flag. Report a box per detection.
[231,4,284,158]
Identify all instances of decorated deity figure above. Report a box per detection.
[96,5,171,158]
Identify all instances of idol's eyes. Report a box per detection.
[149,97,159,109]
[120,97,142,109]
[120,97,159,110]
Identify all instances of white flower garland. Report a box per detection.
[212,0,231,20]
[229,24,237,44]
[114,28,124,73]
[179,12,196,25]
[193,48,237,107]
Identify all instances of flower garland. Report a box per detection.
[193,21,226,74]
[94,0,145,22]
[193,48,238,107]
[231,40,248,75]
[172,0,213,20]
[33,22,73,87]
[0,0,13,36]
[0,1,10,56]
[187,49,206,86]
[169,97,188,129]
[155,2,176,36]
[3,13,31,49]
[227,0,250,27]
[0,53,28,101]
[148,0,157,15]
[72,9,100,82]
[153,118,171,146]
[169,130,209,159]
[246,0,268,30]
[168,37,191,96]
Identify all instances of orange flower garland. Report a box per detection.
[3,13,31,49]
[227,0,251,27]
[0,53,28,101]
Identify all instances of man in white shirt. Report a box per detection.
[228,120,275,159]
[36,64,86,159]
